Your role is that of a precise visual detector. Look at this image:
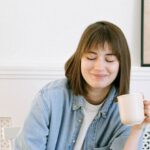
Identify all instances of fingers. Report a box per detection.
[144,100,150,123]
[144,117,150,123]
[144,100,150,105]
[144,109,150,117]
[144,100,150,111]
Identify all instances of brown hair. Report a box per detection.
[65,21,131,96]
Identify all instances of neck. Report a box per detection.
[85,85,111,105]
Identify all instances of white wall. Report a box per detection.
[0,0,141,66]
[0,66,64,126]
[0,0,149,127]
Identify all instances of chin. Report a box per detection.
[90,84,110,89]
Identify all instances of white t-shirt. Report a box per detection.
[74,99,103,150]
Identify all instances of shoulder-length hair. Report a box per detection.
[65,21,131,96]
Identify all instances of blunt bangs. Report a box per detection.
[81,25,121,61]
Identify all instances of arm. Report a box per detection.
[123,100,150,150]
[14,89,51,150]
[123,125,143,150]
[110,100,150,150]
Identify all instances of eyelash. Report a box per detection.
[106,60,114,62]
[87,57,115,62]
[87,57,96,60]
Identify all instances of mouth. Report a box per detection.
[91,74,108,79]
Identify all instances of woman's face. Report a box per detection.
[81,42,119,91]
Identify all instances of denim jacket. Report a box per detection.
[15,78,132,150]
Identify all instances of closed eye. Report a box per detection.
[86,53,97,60]
[105,55,117,62]
[106,59,115,62]
[87,57,96,60]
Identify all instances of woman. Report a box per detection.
[15,21,150,150]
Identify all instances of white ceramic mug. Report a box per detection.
[117,93,145,126]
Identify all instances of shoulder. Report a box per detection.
[38,78,72,103]
[43,78,69,91]
[31,78,72,112]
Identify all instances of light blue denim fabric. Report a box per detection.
[14,78,141,150]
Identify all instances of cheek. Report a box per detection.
[109,63,119,74]
[81,60,87,76]
[81,59,86,75]
[81,59,93,72]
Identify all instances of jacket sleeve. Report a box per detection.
[14,89,51,150]
[110,126,144,150]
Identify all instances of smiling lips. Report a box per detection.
[91,73,108,79]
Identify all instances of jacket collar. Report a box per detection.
[96,86,117,119]
[72,85,118,119]
[72,94,85,110]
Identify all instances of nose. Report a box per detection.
[94,57,105,70]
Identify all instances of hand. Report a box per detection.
[130,100,150,132]
[143,100,150,123]
[123,100,150,150]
